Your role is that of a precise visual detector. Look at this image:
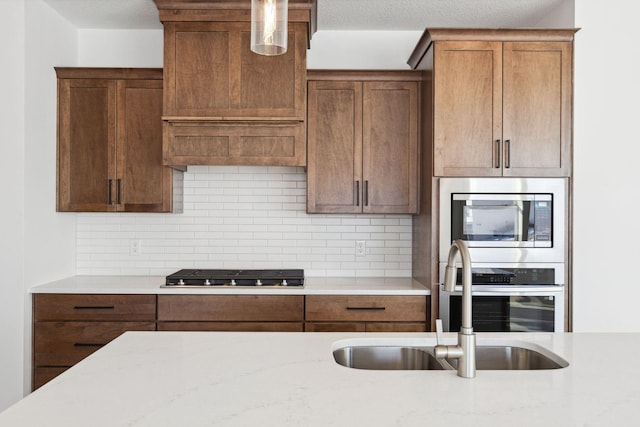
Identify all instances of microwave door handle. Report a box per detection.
[505,140,511,169]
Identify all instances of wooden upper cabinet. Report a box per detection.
[433,41,503,177]
[363,81,419,213]
[307,80,363,213]
[307,71,420,214]
[409,29,577,177]
[56,68,179,212]
[57,77,115,211]
[502,41,572,176]
[163,21,307,121]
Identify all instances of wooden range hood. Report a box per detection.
[153,0,317,167]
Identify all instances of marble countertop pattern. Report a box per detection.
[29,275,431,295]
[2,331,639,426]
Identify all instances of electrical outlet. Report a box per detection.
[130,239,142,256]
[356,240,366,257]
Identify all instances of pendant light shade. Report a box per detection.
[251,0,288,56]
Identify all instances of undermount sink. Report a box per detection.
[333,341,569,371]
[446,345,569,370]
[333,346,447,370]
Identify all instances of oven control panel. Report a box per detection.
[456,267,556,286]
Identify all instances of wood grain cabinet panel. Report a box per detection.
[56,68,179,212]
[34,321,155,366]
[432,37,573,177]
[305,295,429,332]
[34,294,157,321]
[157,295,304,332]
[307,71,420,214]
[163,21,307,120]
[164,121,306,166]
[32,293,157,390]
[160,21,308,166]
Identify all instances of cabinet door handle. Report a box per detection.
[364,180,369,206]
[505,140,511,169]
[355,180,360,206]
[116,179,122,205]
[73,305,115,310]
[73,343,106,348]
[108,179,114,205]
[346,306,386,311]
[495,140,501,168]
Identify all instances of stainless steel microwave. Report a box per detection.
[439,178,567,264]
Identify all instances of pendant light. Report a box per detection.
[251,0,288,56]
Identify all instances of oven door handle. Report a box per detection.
[443,285,564,295]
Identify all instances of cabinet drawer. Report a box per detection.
[305,296,427,322]
[33,367,70,390]
[157,295,304,322]
[34,294,156,321]
[304,322,427,332]
[34,321,155,366]
[304,323,367,333]
[158,322,303,332]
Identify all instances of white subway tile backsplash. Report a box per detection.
[76,166,412,276]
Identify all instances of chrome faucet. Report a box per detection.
[435,239,476,378]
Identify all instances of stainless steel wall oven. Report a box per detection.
[438,178,568,332]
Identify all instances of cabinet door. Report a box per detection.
[57,78,117,211]
[363,81,419,213]
[307,81,363,213]
[164,21,306,120]
[433,41,503,177]
[117,79,173,212]
[502,41,572,177]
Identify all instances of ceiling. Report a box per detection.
[42,0,569,31]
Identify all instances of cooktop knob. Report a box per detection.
[230,279,237,286]
[204,279,211,286]
[256,279,263,286]
[282,279,288,286]
[178,279,185,286]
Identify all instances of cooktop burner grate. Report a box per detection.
[163,269,304,287]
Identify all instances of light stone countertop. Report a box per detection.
[29,275,430,295]
[1,331,638,426]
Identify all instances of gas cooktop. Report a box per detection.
[163,269,304,287]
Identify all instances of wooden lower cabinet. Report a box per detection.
[32,293,429,389]
[32,294,157,390]
[305,295,429,332]
[157,295,304,331]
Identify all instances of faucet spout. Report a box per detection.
[435,239,476,378]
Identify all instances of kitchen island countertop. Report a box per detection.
[2,331,639,426]
[29,275,430,295]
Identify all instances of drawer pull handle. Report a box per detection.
[73,306,115,310]
[73,343,105,348]
[346,307,386,311]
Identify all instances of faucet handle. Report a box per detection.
[435,318,444,346]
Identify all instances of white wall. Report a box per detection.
[0,0,27,411]
[78,29,163,68]
[573,0,640,332]
[0,0,77,412]
[307,31,423,69]
[23,0,78,393]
